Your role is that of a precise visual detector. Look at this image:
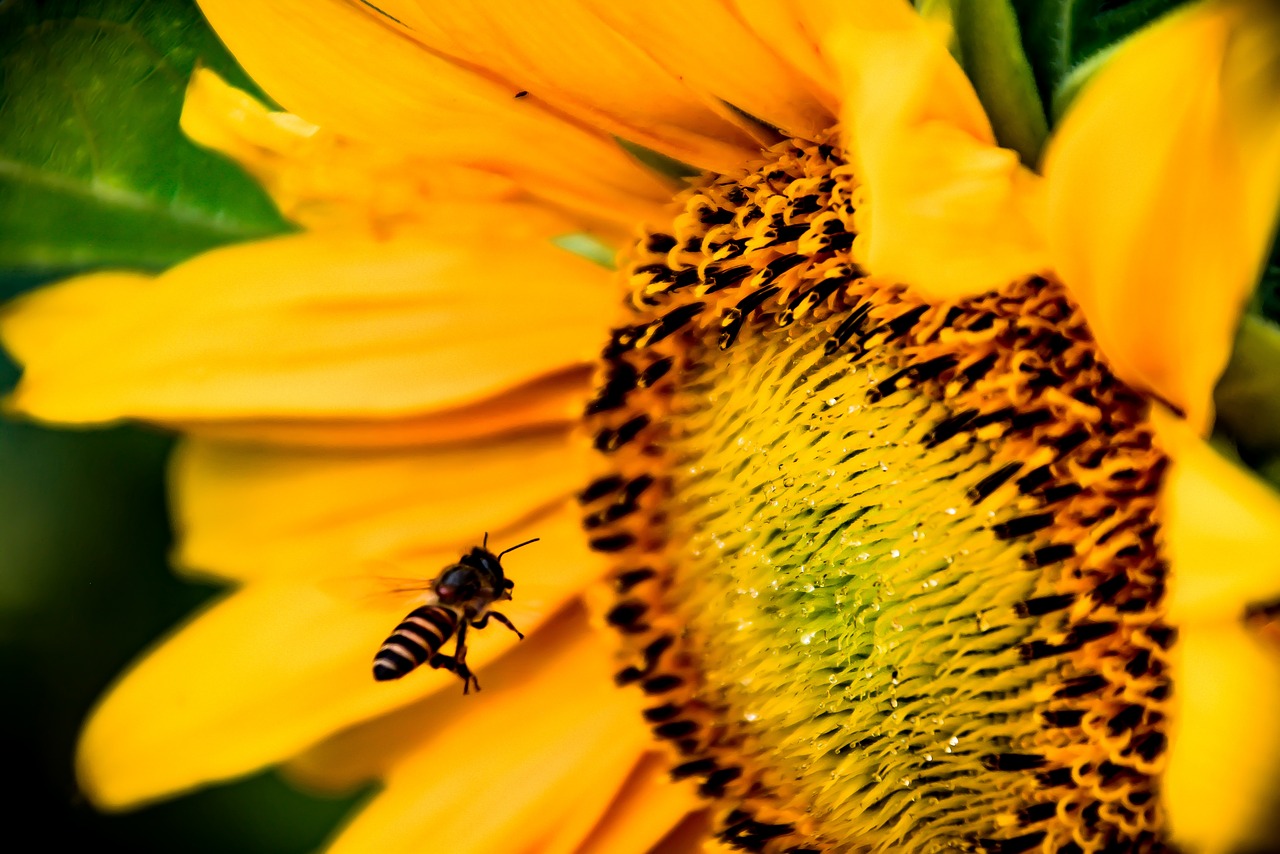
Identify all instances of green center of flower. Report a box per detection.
[581,134,1173,853]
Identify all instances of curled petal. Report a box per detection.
[1155,407,1280,624]
[181,69,540,234]
[825,0,1048,297]
[1044,0,1280,431]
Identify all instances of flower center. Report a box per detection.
[581,135,1173,853]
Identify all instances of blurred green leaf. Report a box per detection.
[949,0,1048,165]
[1008,0,1191,119]
[1215,314,1280,484]
[1252,228,1280,325]
[0,0,291,293]
[616,137,700,182]
[552,232,617,271]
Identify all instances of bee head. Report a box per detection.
[435,565,481,605]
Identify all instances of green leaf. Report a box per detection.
[1009,0,1191,120]
[0,0,292,295]
[1251,228,1280,326]
[615,137,701,182]
[552,233,618,271]
[1215,314,1280,463]
[950,0,1049,166]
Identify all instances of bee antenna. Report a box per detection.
[496,537,540,560]
[482,531,489,550]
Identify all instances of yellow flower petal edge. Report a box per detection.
[172,429,588,582]
[576,0,836,142]
[1154,405,1280,850]
[284,611,688,853]
[342,0,762,173]
[195,0,673,226]
[1044,0,1280,433]
[729,0,841,106]
[824,0,1048,297]
[0,227,616,424]
[77,507,601,809]
[182,69,535,234]
[172,368,591,449]
[319,613,649,854]
[575,755,701,854]
[1154,406,1280,624]
[1163,619,1280,853]
[279,606,595,793]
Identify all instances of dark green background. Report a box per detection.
[1,0,358,849]
[0,372,362,849]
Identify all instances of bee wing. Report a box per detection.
[317,571,437,607]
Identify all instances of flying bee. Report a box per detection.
[372,535,537,694]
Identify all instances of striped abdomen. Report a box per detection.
[373,605,459,681]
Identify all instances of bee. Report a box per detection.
[372,535,537,694]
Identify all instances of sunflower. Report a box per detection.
[4,0,1280,852]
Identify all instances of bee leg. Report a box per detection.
[453,621,482,694]
[427,653,477,694]
[488,611,525,641]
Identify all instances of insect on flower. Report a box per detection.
[372,535,537,693]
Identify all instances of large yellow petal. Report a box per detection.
[824,0,1048,297]
[1,227,617,424]
[283,606,600,786]
[730,0,841,106]
[1155,408,1280,624]
[286,624,694,854]
[560,0,835,142]
[1163,619,1280,853]
[1044,0,1280,431]
[196,0,671,225]
[182,69,523,232]
[77,507,602,809]
[574,754,701,854]
[172,429,587,581]
[344,0,759,173]
[1155,406,1280,850]
[315,612,650,854]
[173,368,591,449]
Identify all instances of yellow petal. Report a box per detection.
[173,368,591,449]
[181,69,529,233]
[2,228,616,424]
[77,507,601,809]
[343,0,759,173]
[1155,407,1280,624]
[572,0,835,142]
[318,612,650,854]
[173,429,587,581]
[1044,0,1280,432]
[824,0,1048,297]
[284,605,593,788]
[575,754,701,854]
[1164,619,1280,853]
[729,0,841,106]
[196,0,671,225]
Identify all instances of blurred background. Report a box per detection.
[0,0,365,848]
